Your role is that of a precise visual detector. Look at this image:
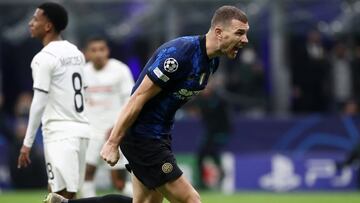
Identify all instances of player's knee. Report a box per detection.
[113,179,125,190]
[111,170,127,190]
[85,164,96,180]
[57,191,76,199]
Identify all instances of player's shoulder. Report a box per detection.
[31,49,57,67]
[166,35,199,49]
[107,58,130,72]
[158,35,200,60]
[42,40,82,56]
[166,35,200,47]
[108,58,128,68]
[83,61,94,72]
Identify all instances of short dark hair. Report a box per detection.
[211,6,248,28]
[38,2,68,33]
[84,36,108,48]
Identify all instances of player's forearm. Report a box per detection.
[23,91,48,147]
[108,95,144,145]
[108,75,161,145]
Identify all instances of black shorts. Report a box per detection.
[120,133,183,189]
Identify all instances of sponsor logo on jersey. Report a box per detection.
[153,67,170,82]
[162,162,173,174]
[164,58,178,73]
[86,85,113,93]
[173,88,201,100]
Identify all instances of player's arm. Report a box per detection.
[101,75,161,165]
[18,90,48,168]
[18,52,53,169]
[112,75,160,143]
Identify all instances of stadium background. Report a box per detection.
[1,0,360,202]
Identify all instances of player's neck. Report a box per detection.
[205,31,222,59]
[42,33,63,46]
[94,59,108,71]
[94,64,105,71]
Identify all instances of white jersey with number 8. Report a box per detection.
[31,40,89,142]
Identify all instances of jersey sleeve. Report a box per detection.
[82,70,89,90]
[31,52,57,93]
[119,64,135,98]
[146,48,191,89]
[81,55,89,89]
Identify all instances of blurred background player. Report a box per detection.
[17,2,90,199]
[336,142,360,189]
[187,78,231,190]
[81,37,134,197]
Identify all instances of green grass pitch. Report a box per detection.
[1,190,360,203]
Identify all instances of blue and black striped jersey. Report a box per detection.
[130,35,219,139]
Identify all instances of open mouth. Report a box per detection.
[232,45,241,53]
[237,43,245,49]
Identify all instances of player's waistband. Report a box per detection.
[42,121,90,143]
[126,129,172,141]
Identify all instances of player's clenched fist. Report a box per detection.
[100,141,120,166]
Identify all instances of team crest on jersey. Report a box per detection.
[164,58,178,73]
[162,162,173,174]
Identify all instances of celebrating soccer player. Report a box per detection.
[44,5,249,203]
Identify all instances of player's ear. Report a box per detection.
[44,22,53,33]
[84,49,91,62]
[214,26,223,40]
[104,46,110,58]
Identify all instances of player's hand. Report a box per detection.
[100,141,120,167]
[17,145,31,169]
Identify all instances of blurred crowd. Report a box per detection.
[290,30,360,116]
[0,92,47,189]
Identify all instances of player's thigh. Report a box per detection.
[44,142,66,192]
[157,175,200,203]
[44,138,83,192]
[78,138,89,187]
[85,164,97,180]
[132,174,163,203]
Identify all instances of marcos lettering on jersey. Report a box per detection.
[60,56,83,66]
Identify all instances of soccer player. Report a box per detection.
[80,37,134,197]
[17,2,90,199]
[44,5,249,203]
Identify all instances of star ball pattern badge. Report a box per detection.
[162,162,173,173]
[164,58,178,73]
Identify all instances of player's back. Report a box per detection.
[32,40,88,128]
